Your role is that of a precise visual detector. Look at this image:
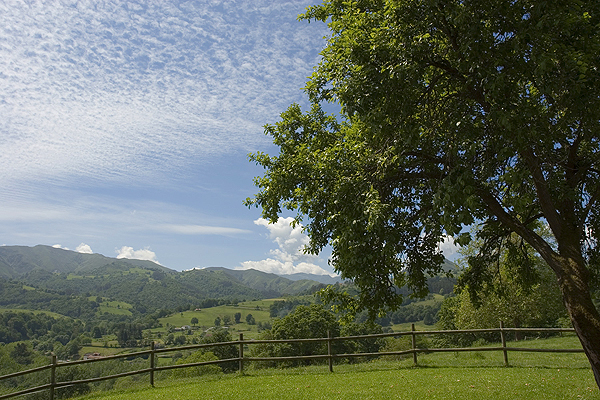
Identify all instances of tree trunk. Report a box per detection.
[553,256,600,389]
[513,319,522,341]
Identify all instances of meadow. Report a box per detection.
[70,335,598,400]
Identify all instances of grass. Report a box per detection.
[97,301,133,316]
[71,335,599,400]
[0,308,66,318]
[74,364,598,400]
[154,300,276,339]
[79,345,129,356]
[412,293,445,306]
[390,321,438,332]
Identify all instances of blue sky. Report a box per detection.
[0,0,459,276]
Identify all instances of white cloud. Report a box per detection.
[239,217,335,276]
[52,244,68,250]
[116,246,160,264]
[240,259,332,276]
[438,235,460,260]
[76,243,93,254]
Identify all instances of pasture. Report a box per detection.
[73,336,599,400]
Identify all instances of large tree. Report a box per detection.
[247,0,600,386]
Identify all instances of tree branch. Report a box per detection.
[521,147,563,240]
[476,185,560,276]
[583,184,600,223]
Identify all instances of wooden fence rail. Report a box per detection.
[0,323,583,400]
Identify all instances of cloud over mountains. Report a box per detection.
[239,217,335,276]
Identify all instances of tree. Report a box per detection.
[446,229,567,341]
[199,328,238,372]
[253,304,340,366]
[191,317,199,326]
[214,317,221,327]
[234,312,242,324]
[171,350,221,378]
[245,314,255,325]
[423,313,435,326]
[10,342,32,365]
[92,326,103,339]
[247,0,600,387]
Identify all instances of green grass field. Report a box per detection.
[390,321,438,332]
[154,300,277,339]
[0,308,66,318]
[0,330,595,399]
[97,301,133,316]
[68,335,599,400]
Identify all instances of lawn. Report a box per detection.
[71,335,598,400]
[75,363,598,400]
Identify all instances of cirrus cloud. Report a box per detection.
[0,0,327,193]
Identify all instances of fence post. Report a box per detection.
[239,333,244,374]
[149,341,155,387]
[49,354,57,400]
[411,323,418,366]
[327,330,334,372]
[500,321,509,367]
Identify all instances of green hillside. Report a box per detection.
[0,245,171,279]
[0,245,457,324]
[205,267,324,296]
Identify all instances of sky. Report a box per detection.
[0,0,460,276]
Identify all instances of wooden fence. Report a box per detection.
[0,323,583,400]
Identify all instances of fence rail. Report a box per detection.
[0,323,583,400]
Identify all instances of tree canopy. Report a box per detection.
[247,0,600,387]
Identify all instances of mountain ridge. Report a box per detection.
[0,245,172,279]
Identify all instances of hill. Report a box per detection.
[281,273,342,285]
[0,245,457,318]
[203,267,325,296]
[0,245,172,279]
[0,246,332,315]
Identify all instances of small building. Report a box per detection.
[83,352,104,360]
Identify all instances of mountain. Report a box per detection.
[203,267,322,296]
[0,245,172,279]
[0,246,331,314]
[282,273,342,285]
[0,245,458,317]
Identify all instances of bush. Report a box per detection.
[251,304,340,368]
[171,350,221,378]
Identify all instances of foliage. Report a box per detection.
[251,304,340,367]
[269,298,313,318]
[339,320,385,361]
[115,323,143,347]
[171,350,221,378]
[249,304,387,367]
[437,229,567,346]
[0,278,99,320]
[198,328,237,372]
[384,301,443,326]
[246,0,600,386]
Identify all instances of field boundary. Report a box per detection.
[0,323,583,400]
